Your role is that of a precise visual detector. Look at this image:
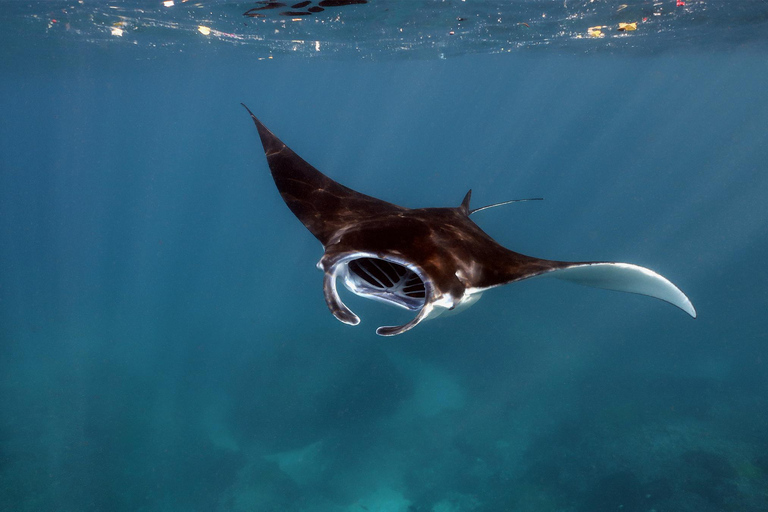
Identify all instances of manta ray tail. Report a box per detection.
[459,189,544,216]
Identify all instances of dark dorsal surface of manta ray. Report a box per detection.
[242,105,696,336]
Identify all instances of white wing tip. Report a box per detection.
[550,262,696,318]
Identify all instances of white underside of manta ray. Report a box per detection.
[242,105,696,336]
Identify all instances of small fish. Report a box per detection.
[244,1,286,16]
[318,0,367,6]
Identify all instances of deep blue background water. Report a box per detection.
[2,20,768,512]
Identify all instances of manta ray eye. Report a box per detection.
[344,257,427,309]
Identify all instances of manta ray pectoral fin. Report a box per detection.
[546,262,697,318]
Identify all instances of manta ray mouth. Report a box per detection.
[321,252,437,336]
[342,257,427,310]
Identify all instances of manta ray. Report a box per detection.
[243,105,696,336]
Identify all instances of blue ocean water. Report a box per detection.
[2,2,768,511]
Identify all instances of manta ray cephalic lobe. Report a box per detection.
[242,104,696,336]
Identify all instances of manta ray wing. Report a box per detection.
[242,104,404,245]
[541,262,697,317]
[244,106,696,336]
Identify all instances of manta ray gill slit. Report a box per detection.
[342,257,427,310]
